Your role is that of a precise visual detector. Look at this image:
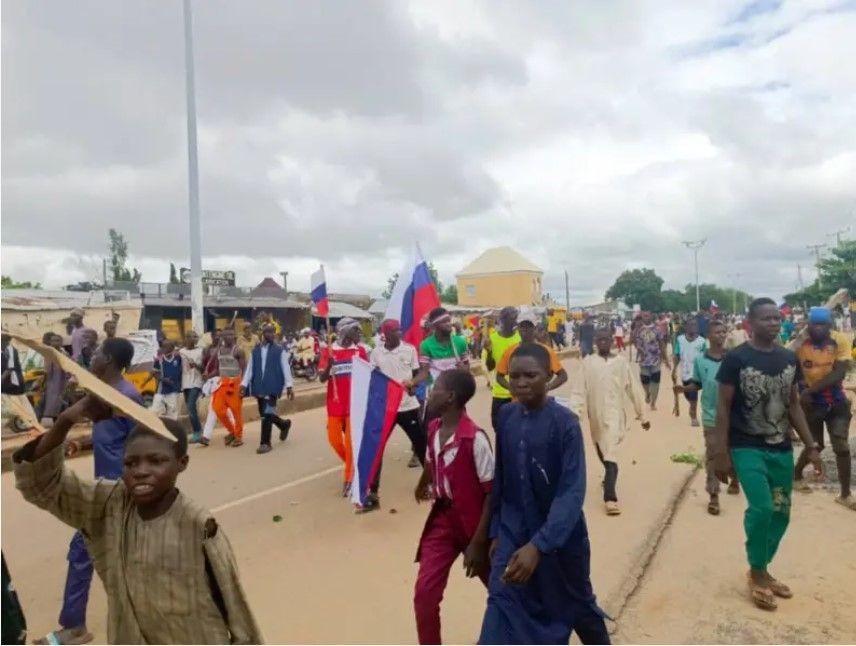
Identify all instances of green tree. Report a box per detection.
[169,262,180,284]
[661,289,689,312]
[109,228,141,283]
[784,239,856,307]
[1,276,41,289]
[605,268,664,311]
[440,284,458,304]
[382,262,441,299]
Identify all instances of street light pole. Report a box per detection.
[183,0,204,334]
[682,239,707,312]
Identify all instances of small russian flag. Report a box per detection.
[349,357,404,507]
[311,266,329,318]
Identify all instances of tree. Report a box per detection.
[109,228,141,283]
[440,284,458,304]
[382,262,441,299]
[784,239,856,307]
[605,268,664,311]
[661,289,689,312]
[169,262,180,284]
[1,276,41,289]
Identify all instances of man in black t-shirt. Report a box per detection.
[713,297,822,612]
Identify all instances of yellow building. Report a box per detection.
[456,246,543,307]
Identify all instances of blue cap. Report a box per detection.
[808,307,832,324]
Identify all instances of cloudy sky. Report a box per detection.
[3,0,855,304]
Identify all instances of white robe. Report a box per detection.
[570,353,647,462]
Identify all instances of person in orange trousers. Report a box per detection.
[318,318,368,497]
[204,327,247,447]
[212,375,244,442]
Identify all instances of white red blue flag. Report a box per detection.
[349,357,404,507]
[384,244,440,347]
[311,266,329,317]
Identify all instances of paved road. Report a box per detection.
[3,356,852,643]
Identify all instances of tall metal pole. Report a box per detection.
[682,239,706,311]
[183,0,204,334]
[279,271,289,295]
[564,269,570,310]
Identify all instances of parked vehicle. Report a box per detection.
[290,354,318,382]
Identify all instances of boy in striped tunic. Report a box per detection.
[14,396,262,644]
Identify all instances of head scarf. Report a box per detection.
[380,319,400,336]
[336,317,360,335]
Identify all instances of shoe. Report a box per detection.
[407,453,420,468]
[198,437,210,447]
[605,501,621,516]
[189,433,202,444]
[727,481,740,495]
[224,434,235,446]
[356,493,380,514]
[794,479,812,493]
[691,418,700,427]
[341,481,352,498]
[230,439,244,448]
[256,444,272,454]
[279,419,292,442]
[834,494,856,511]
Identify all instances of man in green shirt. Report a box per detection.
[483,307,520,431]
[413,308,470,391]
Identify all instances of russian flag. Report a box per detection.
[384,244,440,347]
[311,266,329,318]
[349,357,404,507]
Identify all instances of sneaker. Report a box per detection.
[279,419,292,442]
[407,453,420,468]
[256,444,272,455]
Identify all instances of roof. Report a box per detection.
[312,300,373,320]
[456,246,542,277]
[140,294,307,310]
[1,289,141,311]
[251,277,289,299]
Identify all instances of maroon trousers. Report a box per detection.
[414,505,488,644]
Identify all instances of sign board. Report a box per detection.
[180,268,236,286]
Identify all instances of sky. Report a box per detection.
[2,0,855,304]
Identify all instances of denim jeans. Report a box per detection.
[183,387,203,436]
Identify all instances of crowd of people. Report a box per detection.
[3,295,854,644]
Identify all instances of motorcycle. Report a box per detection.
[290,354,318,381]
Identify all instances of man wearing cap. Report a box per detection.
[319,318,368,497]
[67,308,87,362]
[495,311,568,396]
[483,307,521,432]
[364,319,425,512]
[242,323,295,455]
[793,307,854,509]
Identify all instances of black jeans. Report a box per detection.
[491,397,513,433]
[371,409,426,494]
[257,395,289,446]
[183,388,202,436]
[596,444,618,502]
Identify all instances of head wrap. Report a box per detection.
[336,317,360,335]
[380,319,400,335]
[808,307,832,324]
[428,308,451,327]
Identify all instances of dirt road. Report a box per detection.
[2,356,853,643]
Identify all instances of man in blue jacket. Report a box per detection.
[242,323,295,454]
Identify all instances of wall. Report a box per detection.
[456,272,542,307]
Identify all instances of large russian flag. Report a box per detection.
[384,244,440,347]
[310,266,329,318]
[349,357,404,507]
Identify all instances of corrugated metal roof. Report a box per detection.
[312,300,373,319]
[140,295,307,309]
[457,246,542,277]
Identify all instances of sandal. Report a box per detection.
[767,576,793,599]
[230,439,244,448]
[748,578,777,611]
[35,628,94,645]
[707,498,720,515]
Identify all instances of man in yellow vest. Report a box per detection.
[483,307,521,432]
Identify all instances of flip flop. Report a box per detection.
[748,579,777,611]
[767,577,793,599]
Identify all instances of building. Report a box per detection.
[456,246,543,307]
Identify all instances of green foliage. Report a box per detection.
[605,268,664,311]
[169,262,180,284]
[1,275,41,289]
[784,239,856,307]
[108,228,141,283]
[440,284,458,304]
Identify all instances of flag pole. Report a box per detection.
[321,264,340,404]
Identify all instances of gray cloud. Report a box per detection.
[2,0,855,304]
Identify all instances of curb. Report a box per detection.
[602,465,700,627]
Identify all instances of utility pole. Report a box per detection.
[682,239,707,312]
[827,225,850,246]
[806,243,826,290]
[797,263,805,290]
[183,0,204,334]
[564,269,570,310]
[279,271,289,295]
[102,258,108,290]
